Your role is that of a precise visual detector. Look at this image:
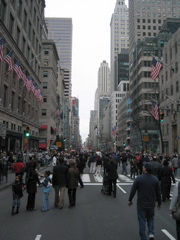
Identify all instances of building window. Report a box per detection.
[42,109,47,116]
[42,82,48,89]
[175,62,178,73]
[171,85,173,95]
[44,59,48,66]
[3,85,8,108]
[176,81,179,92]
[43,96,47,102]
[43,71,48,77]
[44,48,49,55]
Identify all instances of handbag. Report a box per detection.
[172,182,180,221]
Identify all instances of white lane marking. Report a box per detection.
[118,174,133,183]
[35,235,42,240]
[81,174,91,182]
[94,174,103,182]
[161,229,176,240]
[117,184,127,194]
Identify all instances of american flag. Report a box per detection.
[0,38,3,61]
[150,57,163,81]
[4,50,13,74]
[31,82,36,95]
[25,76,33,92]
[13,60,23,79]
[152,101,159,120]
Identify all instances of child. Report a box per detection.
[41,171,52,212]
[12,175,24,215]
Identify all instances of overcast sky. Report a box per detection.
[45,0,128,143]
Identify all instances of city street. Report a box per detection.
[0,165,178,240]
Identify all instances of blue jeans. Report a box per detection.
[12,198,21,207]
[42,192,50,211]
[122,162,127,175]
[137,205,154,240]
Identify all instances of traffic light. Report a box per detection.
[123,142,126,147]
[63,138,66,142]
[25,126,30,137]
[160,112,164,122]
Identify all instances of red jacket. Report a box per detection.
[13,162,25,174]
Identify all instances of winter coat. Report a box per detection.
[106,161,118,180]
[52,163,68,187]
[12,162,25,174]
[42,176,52,193]
[12,181,23,199]
[67,166,79,189]
[25,167,40,194]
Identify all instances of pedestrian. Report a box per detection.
[41,170,52,212]
[171,154,179,177]
[170,181,180,240]
[94,154,102,176]
[106,157,118,198]
[76,156,84,188]
[67,159,79,207]
[151,156,161,179]
[88,152,97,174]
[159,160,175,202]
[11,175,24,215]
[25,160,41,211]
[128,162,161,240]
[52,153,57,167]
[121,153,128,175]
[52,157,68,209]
[12,159,25,182]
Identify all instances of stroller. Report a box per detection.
[101,171,109,194]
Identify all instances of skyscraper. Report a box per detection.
[110,0,129,93]
[45,18,73,99]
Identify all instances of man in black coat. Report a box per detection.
[52,157,68,209]
[106,157,118,198]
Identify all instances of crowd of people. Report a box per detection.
[1,149,180,239]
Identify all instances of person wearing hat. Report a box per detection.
[128,162,161,240]
[67,159,79,207]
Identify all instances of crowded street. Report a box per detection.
[0,152,178,240]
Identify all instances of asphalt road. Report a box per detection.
[0,165,178,240]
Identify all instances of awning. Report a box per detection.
[39,125,47,130]
[38,143,47,149]
[51,126,57,133]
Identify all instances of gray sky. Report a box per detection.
[45,0,128,143]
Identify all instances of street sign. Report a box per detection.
[0,123,6,137]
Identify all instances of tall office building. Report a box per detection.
[110,0,129,93]
[45,18,73,99]
[98,60,111,97]
[128,0,180,152]
[0,0,46,151]
[129,0,180,85]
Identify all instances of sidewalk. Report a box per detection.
[0,166,50,191]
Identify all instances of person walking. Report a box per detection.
[172,154,179,177]
[41,170,52,212]
[52,153,57,167]
[121,153,128,175]
[11,175,24,215]
[159,160,175,202]
[94,154,102,176]
[106,157,118,198]
[170,181,180,240]
[76,156,84,188]
[12,159,25,182]
[67,159,79,207]
[128,162,161,240]
[25,160,41,211]
[88,152,97,174]
[52,157,68,209]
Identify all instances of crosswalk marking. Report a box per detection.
[81,174,91,182]
[118,174,133,183]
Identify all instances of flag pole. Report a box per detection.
[151,54,174,72]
